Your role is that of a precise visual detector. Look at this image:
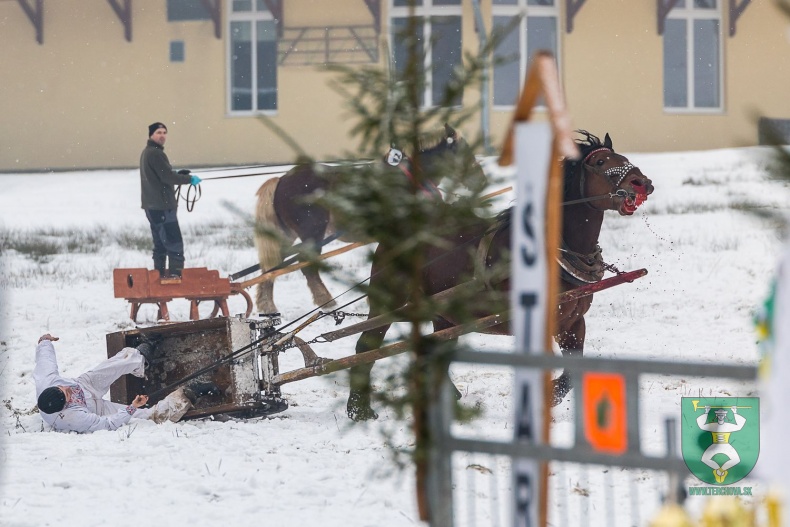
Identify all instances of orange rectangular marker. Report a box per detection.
[582,372,627,454]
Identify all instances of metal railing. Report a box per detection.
[426,351,758,526]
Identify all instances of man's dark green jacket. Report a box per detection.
[140,140,191,210]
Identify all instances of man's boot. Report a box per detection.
[137,342,155,370]
[153,255,167,275]
[161,261,183,284]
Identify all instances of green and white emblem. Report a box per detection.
[681,397,759,485]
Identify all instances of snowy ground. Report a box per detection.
[0,147,788,526]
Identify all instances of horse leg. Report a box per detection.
[552,316,586,406]
[347,247,410,421]
[347,322,390,421]
[291,204,337,310]
[301,264,337,310]
[254,177,286,314]
[432,316,463,400]
[255,280,278,315]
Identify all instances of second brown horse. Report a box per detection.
[347,130,655,421]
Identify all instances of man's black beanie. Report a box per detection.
[148,122,167,137]
[38,386,67,414]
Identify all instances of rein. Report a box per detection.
[395,156,442,199]
[175,183,201,212]
[562,188,632,207]
[175,160,374,212]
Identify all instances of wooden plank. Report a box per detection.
[236,241,366,289]
[318,266,644,345]
[319,281,501,342]
[113,268,151,299]
[114,267,232,300]
[272,312,509,386]
[558,269,648,304]
[105,331,135,404]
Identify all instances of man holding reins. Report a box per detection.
[139,122,201,283]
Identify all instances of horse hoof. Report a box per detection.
[347,406,379,422]
[452,382,462,400]
[550,376,572,406]
[347,392,378,422]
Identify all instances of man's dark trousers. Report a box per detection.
[144,209,185,276]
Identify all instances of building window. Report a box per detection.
[167,0,211,21]
[491,0,559,108]
[663,0,722,111]
[228,1,278,113]
[389,0,463,108]
[170,41,185,62]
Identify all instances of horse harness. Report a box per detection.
[563,147,638,209]
[470,209,624,290]
[557,241,626,287]
[385,148,443,200]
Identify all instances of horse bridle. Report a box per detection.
[563,147,638,209]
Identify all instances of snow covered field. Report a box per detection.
[1,147,788,526]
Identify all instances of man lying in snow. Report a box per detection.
[34,333,216,433]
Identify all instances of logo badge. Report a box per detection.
[681,397,759,485]
[386,148,403,166]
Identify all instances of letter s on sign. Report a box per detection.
[520,203,537,266]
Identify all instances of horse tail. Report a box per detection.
[254,177,285,272]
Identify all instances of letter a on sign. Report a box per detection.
[582,373,627,454]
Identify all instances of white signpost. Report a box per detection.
[511,122,552,527]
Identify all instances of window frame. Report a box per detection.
[490,0,560,111]
[663,0,724,114]
[226,2,278,117]
[167,0,212,22]
[388,0,464,109]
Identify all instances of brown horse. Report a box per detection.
[253,124,486,314]
[346,130,655,421]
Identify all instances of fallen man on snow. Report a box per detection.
[34,333,216,433]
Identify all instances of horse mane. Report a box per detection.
[562,130,613,199]
[492,206,512,232]
[575,130,612,155]
[416,128,451,154]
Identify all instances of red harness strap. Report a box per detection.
[397,158,442,200]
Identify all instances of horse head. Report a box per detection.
[566,131,654,216]
[416,123,487,195]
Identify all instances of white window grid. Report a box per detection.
[491,0,560,110]
[226,2,277,116]
[665,0,724,113]
[388,0,464,108]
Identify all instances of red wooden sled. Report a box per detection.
[113,267,253,322]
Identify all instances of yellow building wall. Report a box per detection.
[1,0,789,171]
[0,1,377,171]
[556,0,790,153]
[485,0,790,154]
